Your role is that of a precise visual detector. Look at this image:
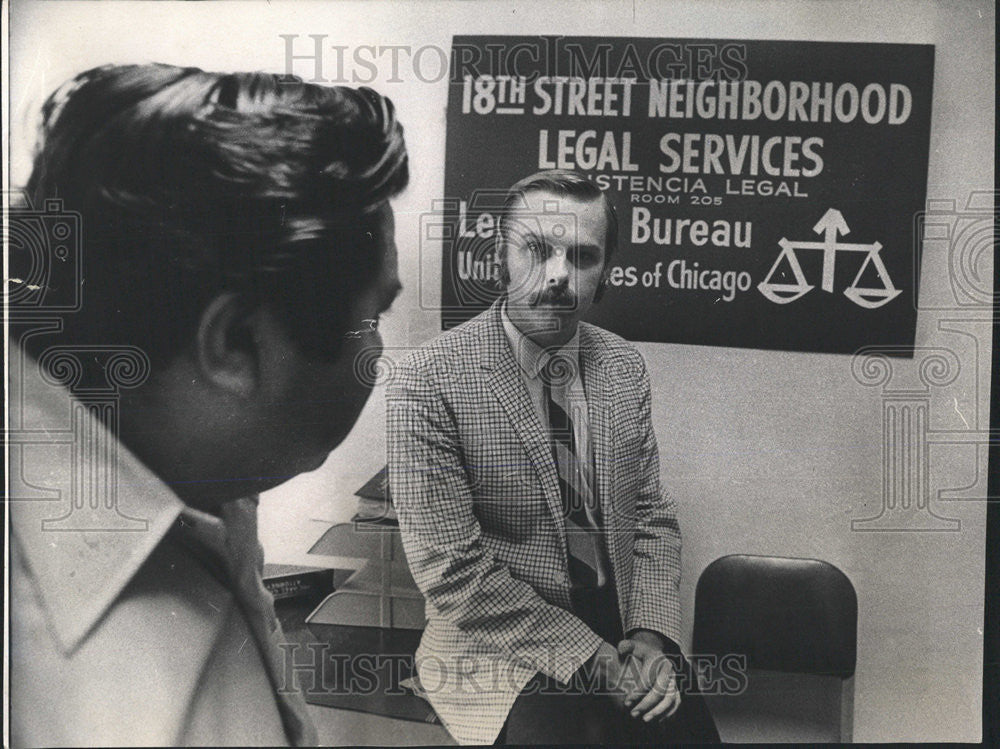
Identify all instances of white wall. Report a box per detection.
[10,1,994,741]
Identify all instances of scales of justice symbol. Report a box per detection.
[758,208,901,308]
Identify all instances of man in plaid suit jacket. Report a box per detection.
[388,170,718,744]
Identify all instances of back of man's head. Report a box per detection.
[20,63,409,367]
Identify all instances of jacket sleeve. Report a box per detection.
[622,353,684,649]
[387,358,603,684]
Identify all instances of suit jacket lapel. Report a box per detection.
[478,303,566,537]
[579,326,619,567]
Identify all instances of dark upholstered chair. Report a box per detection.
[693,554,858,742]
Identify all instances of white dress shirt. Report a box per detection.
[9,345,317,747]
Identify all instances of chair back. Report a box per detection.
[693,554,858,742]
[694,554,857,677]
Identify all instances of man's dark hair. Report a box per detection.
[495,169,618,301]
[19,63,408,365]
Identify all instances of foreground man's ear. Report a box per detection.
[194,292,260,398]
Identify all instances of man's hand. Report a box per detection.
[617,632,682,723]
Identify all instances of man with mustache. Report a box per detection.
[9,63,408,746]
[388,170,718,744]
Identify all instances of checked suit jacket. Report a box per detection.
[387,301,682,745]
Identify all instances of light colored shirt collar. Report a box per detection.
[9,345,244,653]
[500,301,581,380]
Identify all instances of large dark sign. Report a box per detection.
[439,36,933,354]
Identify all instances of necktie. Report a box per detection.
[541,355,605,589]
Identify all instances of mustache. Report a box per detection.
[531,286,577,307]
